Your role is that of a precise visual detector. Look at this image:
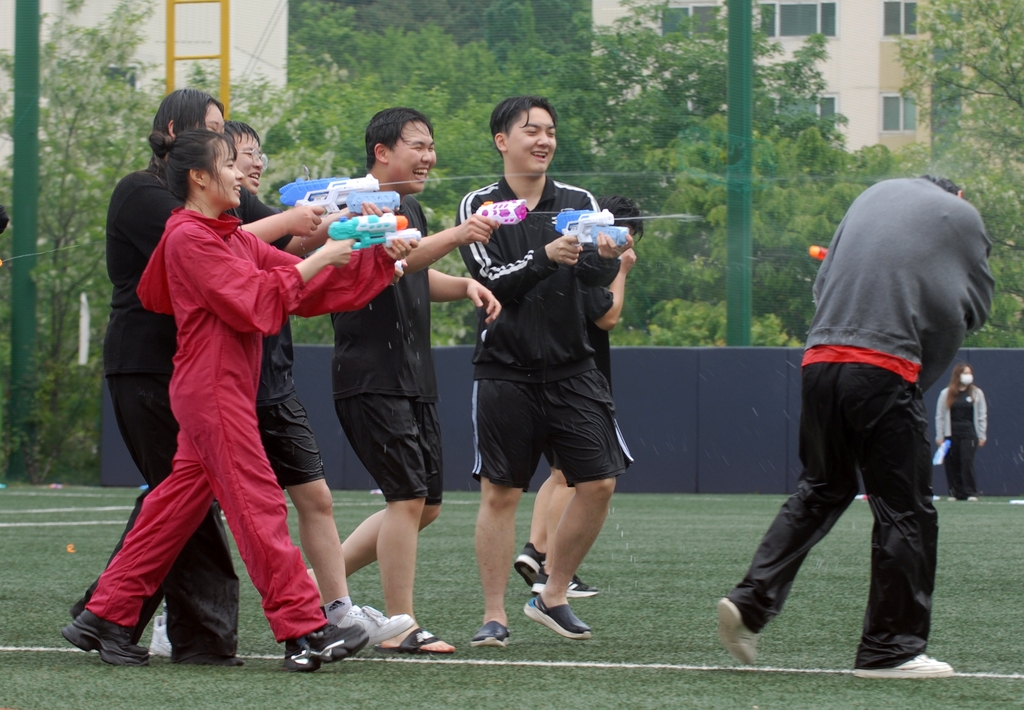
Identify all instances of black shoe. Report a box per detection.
[567,575,599,598]
[470,620,510,648]
[62,610,150,666]
[531,571,599,598]
[523,596,592,640]
[514,543,545,587]
[283,623,369,672]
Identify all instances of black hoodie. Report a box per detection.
[458,177,620,383]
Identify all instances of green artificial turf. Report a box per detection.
[1,486,1023,709]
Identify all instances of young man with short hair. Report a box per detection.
[336,107,501,653]
[458,96,633,646]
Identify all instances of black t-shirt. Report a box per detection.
[950,389,977,438]
[582,287,614,387]
[103,170,181,375]
[228,192,297,407]
[330,196,436,401]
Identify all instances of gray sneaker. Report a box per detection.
[717,597,759,664]
[338,605,416,647]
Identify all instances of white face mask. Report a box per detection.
[960,373,974,386]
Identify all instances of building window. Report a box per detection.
[760,3,836,37]
[663,5,719,36]
[883,1,917,36]
[882,95,916,131]
[819,96,837,118]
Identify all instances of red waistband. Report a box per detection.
[802,345,920,383]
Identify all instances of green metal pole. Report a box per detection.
[726,0,752,346]
[9,0,40,480]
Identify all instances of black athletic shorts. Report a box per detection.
[473,369,629,490]
[256,396,326,489]
[334,394,444,505]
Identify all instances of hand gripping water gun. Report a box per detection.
[555,209,630,246]
[809,245,828,260]
[279,174,400,215]
[327,213,422,250]
[476,199,529,224]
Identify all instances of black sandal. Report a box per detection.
[374,627,454,654]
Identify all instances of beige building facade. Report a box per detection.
[593,0,926,151]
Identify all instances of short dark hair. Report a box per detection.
[224,120,261,145]
[365,107,434,170]
[490,96,557,138]
[147,88,224,175]
[152,129,235,202]
[598,195,643,242]
[921,175,963,197]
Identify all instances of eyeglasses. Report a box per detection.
[239,148,269,171]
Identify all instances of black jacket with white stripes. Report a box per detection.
[457,176,620,383]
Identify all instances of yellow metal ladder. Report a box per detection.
[166,0,230,116]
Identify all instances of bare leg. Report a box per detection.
[541,477,615,609]
[477,479,523,626]
[541,469,573,570]
[370,501,451,651]
[529,470,558,554]
[342,504,440,575]
[287,480,348,603]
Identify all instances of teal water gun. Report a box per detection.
[327,213,422,250]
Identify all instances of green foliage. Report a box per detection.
[899,0,1024,346]
[0,0,159,481]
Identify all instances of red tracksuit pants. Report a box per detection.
[86,403,324,642]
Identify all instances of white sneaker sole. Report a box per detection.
[854,659,954,679]
[340,612,416,647]
[717,598,758,664]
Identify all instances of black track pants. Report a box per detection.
[728,362,937,669]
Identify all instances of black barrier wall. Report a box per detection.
[101,346,1024,496]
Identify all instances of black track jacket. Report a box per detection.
[458,177,620,383]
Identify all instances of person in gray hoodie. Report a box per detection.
[716,176,994,678]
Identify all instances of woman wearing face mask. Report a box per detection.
[936,363,987,501]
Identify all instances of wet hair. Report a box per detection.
[921,175,963,197]
[151,130,236,202]
[365,107,434,170]
[598,195,644,242]
[946,363,975,409]
[224,120,261,145]
[147,89,224,175]
[490,96,557,139]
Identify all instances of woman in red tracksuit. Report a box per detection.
[63,129,410,672]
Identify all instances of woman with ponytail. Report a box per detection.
[63,129,409,672]
[71,89,244,666]
[935,363,988,501]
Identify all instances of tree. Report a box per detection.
[0,0,159,481]
[900,0,1024,345]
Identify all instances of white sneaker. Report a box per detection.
[717,597,758,664]
[967,496,979,501]
[337,605,415,647]
[947,497,956,502]
[149,611,172,658]
[854,654,954,679]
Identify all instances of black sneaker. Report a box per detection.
[283,623,369,672]
[532,572,599,599]
[567,575,599,598]
[470,620,510,648]
[62,610,150,666]
[523,596,592,640]
[514,543,544,587]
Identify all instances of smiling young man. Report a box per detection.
[334,107,501,654]
[457,96,634,647]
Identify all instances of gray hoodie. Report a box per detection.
[806,178,994,391]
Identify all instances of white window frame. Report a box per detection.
[663,4,721,36]
[882,1,917,38]
[759,2,838,38]
[881,94,917,132]
[818,94,838,118]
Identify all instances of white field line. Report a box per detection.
[0,647,1021,679]
[0,506,135,514]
